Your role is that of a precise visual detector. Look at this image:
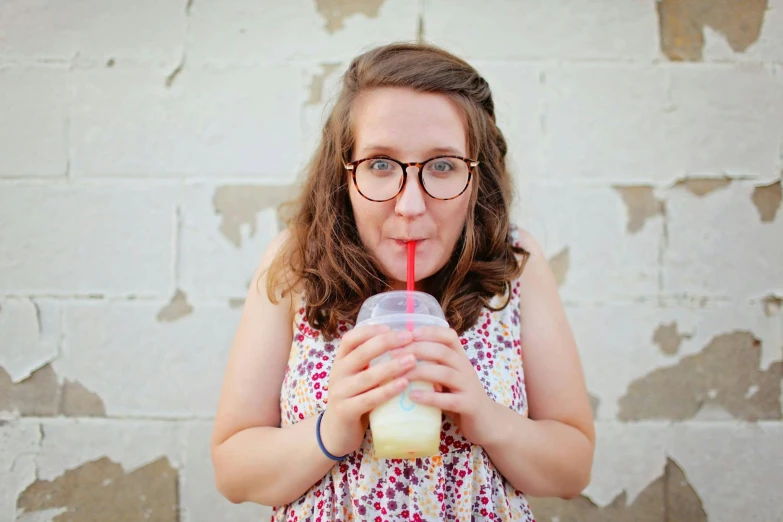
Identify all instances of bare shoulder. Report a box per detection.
[258,228,292,275]
[509,226,547,280]
[511,226,544,256]
[250,228,296,308]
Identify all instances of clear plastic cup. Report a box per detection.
[355,290,447,459]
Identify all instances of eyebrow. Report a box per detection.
[358,145,466,158]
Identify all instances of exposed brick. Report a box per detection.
[0,0,185,67]
[187,0,419,65]
[18,456,178,521]
[58,302,241,416]
[530,457,706,522]
[156,289,194,323]
[6,419,182,521]
[580,422,783,520]
[0,364,60,417]
[70,67,305,179]
[425,0,659,61]
[34,419,181,480]
[666,422,783,519]
[618,331,782,422]
[613,186,665,234]
[659,0,783,63]
[656,0,768,62]
[567,302,782,421]
[0,68,68,178]
[652,322,692,355]
[0,185,174,296]
[751,179,782,222]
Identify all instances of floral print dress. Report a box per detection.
[272,232,534,522]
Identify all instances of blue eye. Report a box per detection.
[428,160,455,173]
[369,160,394,171]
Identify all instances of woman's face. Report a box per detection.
[348,87,472,289]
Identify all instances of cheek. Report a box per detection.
[437,201,470,240]
[348,187,383,243]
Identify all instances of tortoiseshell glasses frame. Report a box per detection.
[344,155,479,202]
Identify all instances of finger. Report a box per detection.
[342,354,417,397]
[344,330,413,373]
[412,326,463,352]
[336,324,391,358]
[403,363,462,391]
[345,377,410,416]
[399,341,461,369]
[408,389,462,413]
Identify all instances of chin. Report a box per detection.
[381,261,437,287]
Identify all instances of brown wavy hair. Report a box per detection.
[266,42,529,341]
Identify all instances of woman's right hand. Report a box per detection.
[319,325,416,457]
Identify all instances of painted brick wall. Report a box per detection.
[1,1,782,521]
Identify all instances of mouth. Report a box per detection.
[392,238,426,246]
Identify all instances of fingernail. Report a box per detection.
[395,378,408,389]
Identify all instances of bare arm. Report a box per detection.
[481,230,595,499]
[210,231,337,506]
[211,231,418,507]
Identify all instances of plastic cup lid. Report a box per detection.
[355,290,448,328]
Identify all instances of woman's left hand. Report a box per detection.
[400,326,496,447]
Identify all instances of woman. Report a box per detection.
[211,42,595,521]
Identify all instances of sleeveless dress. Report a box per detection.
[272,230,535,522]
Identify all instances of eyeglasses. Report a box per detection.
[344,155,479,202]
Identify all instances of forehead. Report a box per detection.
[352,87,468,158]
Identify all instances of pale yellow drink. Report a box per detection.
[369,377,442,458]
[356,291,447,460]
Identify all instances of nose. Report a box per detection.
[394,166,426,218]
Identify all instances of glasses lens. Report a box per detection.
[354,158,404,201]
[421,157,470,199]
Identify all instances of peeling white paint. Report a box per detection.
[691,401,735,421]
[0,299,59,383]
[55,303,239,417]
[669,422,783,520]
[0,421,41,521]
[17,508,69,522]
[575,301,783,421]
[33,419,182,482]
[582,422,670,507]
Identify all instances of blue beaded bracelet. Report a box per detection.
[316,410,349,461]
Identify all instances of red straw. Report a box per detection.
[406,241,416,331]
